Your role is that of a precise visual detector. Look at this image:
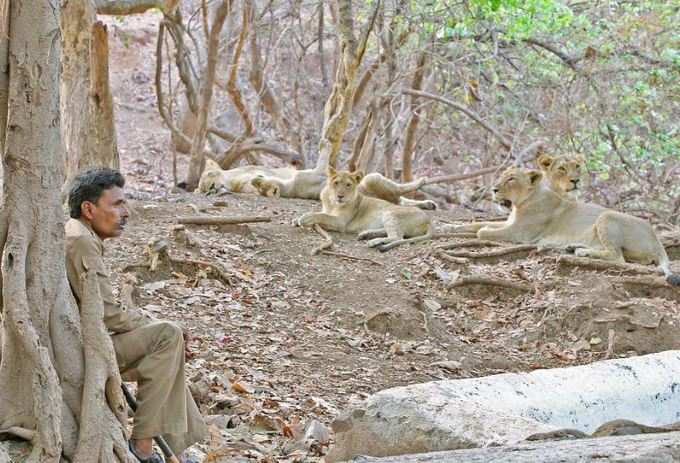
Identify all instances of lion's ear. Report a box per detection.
[327,166,337,178]
[536,153,554,171]
[528,169,543,186]
[351,170,364,183]
[575,154,586,164]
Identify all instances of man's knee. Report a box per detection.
[156,321,184,349]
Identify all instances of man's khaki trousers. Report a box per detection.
[112,320,207,454]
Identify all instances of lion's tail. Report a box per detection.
[659,253,680,286]
[378,225,434,252]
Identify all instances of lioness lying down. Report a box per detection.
[475,167,680,285]
[200,158,436,209]
[198,159,294,197]
[293,168,433,252]
[536,152,586,198]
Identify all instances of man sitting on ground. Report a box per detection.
[65,168,207,462]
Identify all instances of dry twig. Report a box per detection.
[312,224,333,255]
[177,215,271,225]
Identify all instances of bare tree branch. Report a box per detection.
[403,89,512,151]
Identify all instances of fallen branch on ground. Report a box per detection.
[312,224,333,255]
[177,215,272,225]
[449,275,532,292]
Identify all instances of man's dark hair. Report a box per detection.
[68,168,125,219]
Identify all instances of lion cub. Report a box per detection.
[478,167,680,285]
[536,153,586,199]
[293,168,432,251]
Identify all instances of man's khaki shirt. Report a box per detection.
[65,218,150,333]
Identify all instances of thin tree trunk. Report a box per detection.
[89,22,119,173]
[248,1,303,161]
[185,0,232,191]
[348,108,374,171]
[401,49,428,183]
[226,0,255,136]
[315,0,380,172]
[318,0,328,88]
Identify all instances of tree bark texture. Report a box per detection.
[0,1,133,461]
[185,0,232,191]
[401,49,428,183]
[61,0,119,195]
[315,0,379,173]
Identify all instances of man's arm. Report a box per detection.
[66,234,152,333]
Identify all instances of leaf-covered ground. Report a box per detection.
[8,12,675,463]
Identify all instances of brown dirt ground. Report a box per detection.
[8,12,679,463]
[99,13,680,462]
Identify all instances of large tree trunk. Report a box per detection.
[60,0,119,196]
[0,1,132,461]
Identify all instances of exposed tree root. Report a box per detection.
[449,275,533,292]
[432,232,478,240]
[435,250,468,265]
[615,275,672,287]
[312,224,333,255]
[447,244,538,259]
[74,270,132,463]
[437,239,505,250]
[558,255,657,276]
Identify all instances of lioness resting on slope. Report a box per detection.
[476,167,680,285]
[198,159,291,197]
[449,153,588,233]
[200,158,437,209]
[292,168,433,252]
[536,152,586,199]
[255,172,436,209]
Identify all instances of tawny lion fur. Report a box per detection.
[475,167,679,285]
[293,168,433,252]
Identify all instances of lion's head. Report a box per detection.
[536,153,586,196]
[198,159,227,193]
[251,176,282,198]
[492,167,543,208]
[326,167,363,205]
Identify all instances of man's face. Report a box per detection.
[81,187,129,240]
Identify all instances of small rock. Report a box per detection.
[590,336,603,346]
